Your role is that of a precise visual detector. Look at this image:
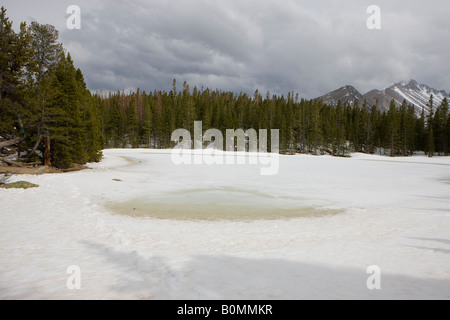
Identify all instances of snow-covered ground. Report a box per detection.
[1,149,449,299]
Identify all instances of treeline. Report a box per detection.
[97,81,449,157]
[0,7,103,168]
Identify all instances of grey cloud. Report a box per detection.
[3,0,450,97]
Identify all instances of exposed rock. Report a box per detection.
[1,181,39,189]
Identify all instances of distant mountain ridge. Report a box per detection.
[317,80,450,116]
[317,85,363,107]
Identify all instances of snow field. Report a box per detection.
[1,149,449,299]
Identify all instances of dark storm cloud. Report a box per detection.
[3,0,450,97]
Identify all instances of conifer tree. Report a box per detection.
[387,100,401,156]
[0,7,33,135]
[426,95,435,157]
[435,98,448,155]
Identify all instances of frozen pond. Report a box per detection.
[107,187,341,220]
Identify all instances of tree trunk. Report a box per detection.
[17,114,24,131]
[17,143,21,162]
[44,136,51,166]
[27,137,42,159]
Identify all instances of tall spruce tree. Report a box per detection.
[26,21,63,160]
[0,7,33,136]
[435,98,448,155]
[387,100,401,156]
[426,95,435,157]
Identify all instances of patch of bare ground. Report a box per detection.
[0,163,87,175]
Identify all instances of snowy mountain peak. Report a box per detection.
[398,79,412,87]
[385,80,449,114]
[317,85,363,107]
[317,80,450,115]
[398,79,418,87]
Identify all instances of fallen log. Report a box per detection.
[0,158,24,167]
[0,137,24,149]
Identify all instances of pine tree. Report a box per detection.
[335,101,348,156]
[309,100,322,154]
[46,66,73,168]
[25,22,64,161]
[416,106,426,153]
[0,7,34,135]
[28,22,62,85]
[426,95,435,157]
[447,110,450,155]
[368,106,380,154]
[435,98,448,155]
[42,53,99,168]
[126,99,139,147]
[387,100,401,156]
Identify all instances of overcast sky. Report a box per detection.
[3,0,450,98]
